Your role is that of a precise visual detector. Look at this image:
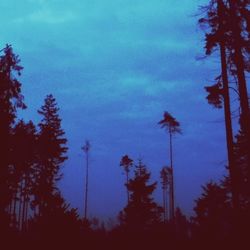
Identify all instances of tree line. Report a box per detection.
[0,45,72,235]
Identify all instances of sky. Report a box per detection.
[0,0,230,221]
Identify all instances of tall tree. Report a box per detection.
[158,112,181,221]
[12,120,37,231]
[160,166,170,222]
[82,140,91,220]
[227,0,250,163]
[120,155,133,204]
[33,94,68,216]
[199,0,250,197]
[119,159,162,231]
[0,44,26,229]
[201,0,240,210]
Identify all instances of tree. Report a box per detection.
[201,0,240,211]
[199,0,250,201]
[233,127,250,209]
[82,140,91,220]
[119,159,163,231]
[192,181,232,242]
[158,111,181,221]
[160,166,171,222]
[0,44,26,230]
[227,1,250,174]
[33,94,68,216]
[11,120,37,231]
[175,207,189,240]
[29,193,82,248]
[120,155,133,204]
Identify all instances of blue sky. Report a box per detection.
[0,0,229,220]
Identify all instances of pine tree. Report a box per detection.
[33,94,68,216]
[119,160,163,231]
[158,111,181,221]
[0,45,26,229]
[227,1,250,169]
[201,0,240,211]
[199,0,250,206]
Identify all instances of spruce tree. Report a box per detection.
[119,160,162,231]
[33,94,68,216]
[192,182,232,242]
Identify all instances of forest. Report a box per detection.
[0,0,250,249]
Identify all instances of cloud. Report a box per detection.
[0,0,226,218]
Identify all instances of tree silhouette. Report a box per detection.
[200,0,250,203]
[120,155,133,204]
[158,112,181,221]
[12,120,37,231]
[227,0,250,175]
[201,0,240,211]
[29,193,82,248]
[119,159,163,231]
[0,44,26,231]
[82,140,91,220]
[192,181,232,243]
[33,94,68,217]
[234,129,249,206]
[160,166,171,222]
[175,207,189,240]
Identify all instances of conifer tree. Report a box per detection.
[192,182,232,242]
[0,45,26,228]
[199,0,250,206]
[33,94,68,216]
[158,112,181,221]
[119,160,162,231]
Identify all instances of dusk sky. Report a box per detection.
[0,0,230,220]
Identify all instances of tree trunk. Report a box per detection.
[18,180,23,231]
[84,150,89,219]
[218,0,240,210]
[162,188,166,222]
[169,129,175,221]
[228,0,250,183]
[13,190,17,228]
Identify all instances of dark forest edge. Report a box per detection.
[1,0,250,249]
